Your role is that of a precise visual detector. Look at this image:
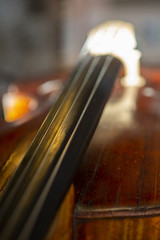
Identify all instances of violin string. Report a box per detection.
[9,57,101,210]
[0,55,92,208]
[0,56,92,234]
[0,54,106,239]
[31,57,101,163]
[17,55,114,240]
[1,53,115,239]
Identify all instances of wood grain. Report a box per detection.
[74,68,160,239]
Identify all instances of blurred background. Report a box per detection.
[0,0,160,78]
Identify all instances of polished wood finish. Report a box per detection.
[1,67,160,239]
[46,185,74,240]
[74,67,160,239]
[74,217,160,240]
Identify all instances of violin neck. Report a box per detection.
[0,54,121,240]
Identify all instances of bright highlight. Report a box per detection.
[2,93,38,122]
[86,21,145,87]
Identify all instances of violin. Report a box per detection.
[0,20,160,240]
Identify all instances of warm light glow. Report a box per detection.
[86,21,136,55]
[86,20,145,87]
[2,93,38,122]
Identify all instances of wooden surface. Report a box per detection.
[1,67,160,239]
[46,185,74,240]
[74,67,160,239]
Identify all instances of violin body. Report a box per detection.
[44,66,160,240]
[73,67,160,239]
[1,66,160,240]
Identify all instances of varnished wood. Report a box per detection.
[74,67,160,239]
[1,67,160,239]
[46,185,74,240]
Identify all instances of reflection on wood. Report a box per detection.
[75,217,160,240]
[74,67,160,239]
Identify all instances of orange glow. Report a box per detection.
[2,93,38,122]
